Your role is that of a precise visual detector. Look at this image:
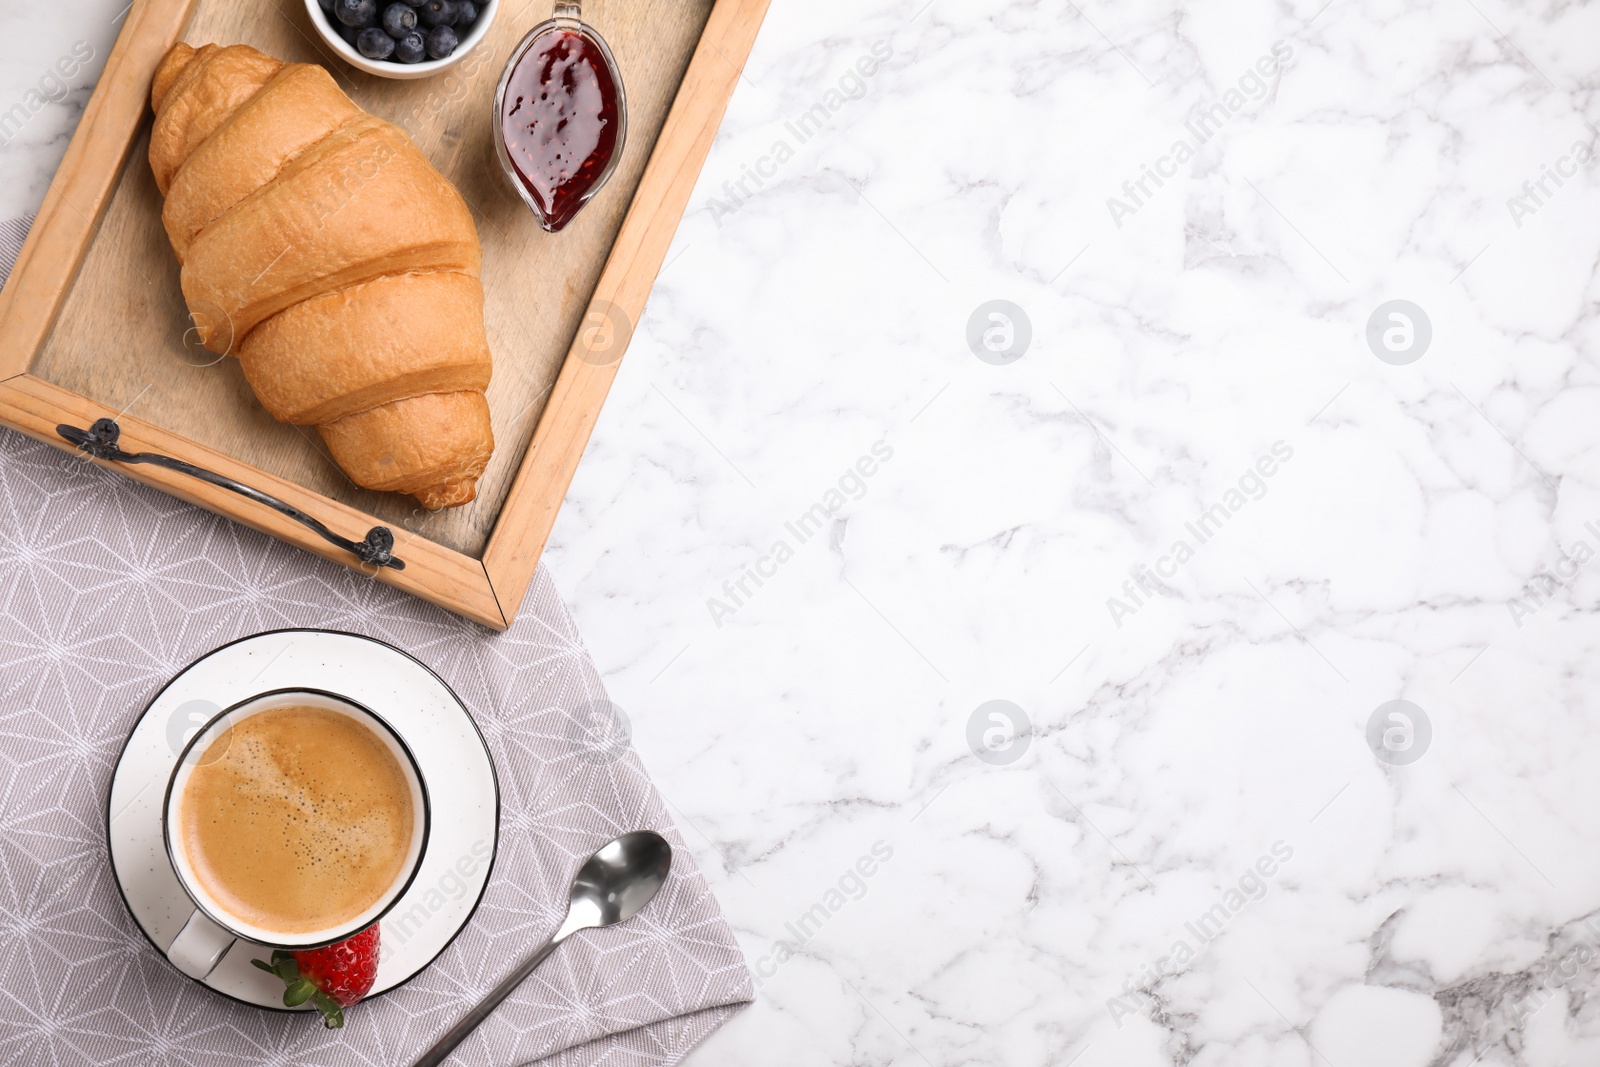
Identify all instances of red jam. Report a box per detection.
[500,29,619,232]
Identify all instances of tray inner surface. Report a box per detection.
[32,0,713,556]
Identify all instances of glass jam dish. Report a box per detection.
[491,2,627,232]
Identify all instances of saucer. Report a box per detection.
[107,629,500,1009]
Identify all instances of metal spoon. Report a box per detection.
[412,831,672,1067]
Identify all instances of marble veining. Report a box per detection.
[8,0,1600,1064]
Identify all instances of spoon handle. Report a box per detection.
[410,931,569,1067]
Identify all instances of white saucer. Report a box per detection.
[107,629,500,1009]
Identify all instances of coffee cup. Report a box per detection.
[161,688,430,979]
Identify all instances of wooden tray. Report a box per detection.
[0,0,768,629]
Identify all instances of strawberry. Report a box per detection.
[252,924,380,1028]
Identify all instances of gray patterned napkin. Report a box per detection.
[0,219,752,1066]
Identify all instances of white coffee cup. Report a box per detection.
[160,689,430,979]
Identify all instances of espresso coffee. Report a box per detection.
[179,704,415,935]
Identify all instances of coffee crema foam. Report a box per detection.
[180,705,415,936]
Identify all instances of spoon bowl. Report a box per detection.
[569,830,672,929]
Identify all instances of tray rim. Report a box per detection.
[0,0,771,630]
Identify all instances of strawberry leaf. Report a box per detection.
[282,978,317,1007]
[250,958,276,974]
[310,991,344,1029]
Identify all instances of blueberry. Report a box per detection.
[425,24,458,59]
[357,26,396,58]
[335,0,377,26]
[380,2,416,36]
[454,0,478,26]
[394,31,427,63]
[336,20,362,46]
[418,0,456,27]
[317,0,336,11]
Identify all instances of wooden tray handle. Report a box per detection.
[55,418,406,572]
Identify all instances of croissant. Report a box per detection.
[148,42,494,510]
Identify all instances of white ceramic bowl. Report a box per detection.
[302,0,498,80]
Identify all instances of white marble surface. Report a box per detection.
[9,0,1600,1064]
